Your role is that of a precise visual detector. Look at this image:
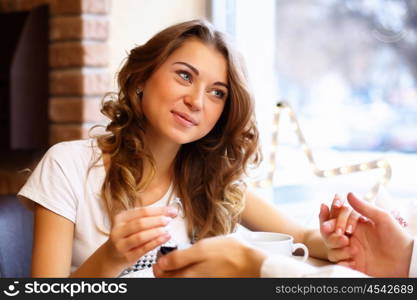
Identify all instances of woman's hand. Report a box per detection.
[104,206,178,269]
[319,194,361,263]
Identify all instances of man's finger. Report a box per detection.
[153,265,192,278]
[347,193,382,224]
[337,260,356,269]
[345,210,361,235]
[156,244,202,271]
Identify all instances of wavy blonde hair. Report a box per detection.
[94,19,260,241]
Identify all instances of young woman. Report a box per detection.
[18,19,356,278]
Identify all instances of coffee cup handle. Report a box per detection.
[292,243,309,262]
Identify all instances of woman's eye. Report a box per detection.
[212,89,226,99]
[177,71,192,82]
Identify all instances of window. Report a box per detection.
[210,0,417,225]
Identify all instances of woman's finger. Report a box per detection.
[334,205,352,235]
[113,215,172,239]
[329,194,344,219]
[320,218,336,235]
[114,206,178,226]
[128,232,171,263]
[118,227,169,253]
[319,203,330,225]
[325,232,350,248]
[328,247,353,263]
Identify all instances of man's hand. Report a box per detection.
[338,193,413,277]
[153,237,266,277]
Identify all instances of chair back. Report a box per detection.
[0,195,33,277]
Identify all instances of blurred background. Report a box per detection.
[1,0,416,230]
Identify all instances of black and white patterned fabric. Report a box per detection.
[119,249,159,277]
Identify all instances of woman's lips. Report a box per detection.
[172,111,196,128]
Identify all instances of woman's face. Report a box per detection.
[140,38,229,145]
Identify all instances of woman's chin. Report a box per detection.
[167,131,202,145]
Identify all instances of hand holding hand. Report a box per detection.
[338,193,413,277]
[319,194,361,263]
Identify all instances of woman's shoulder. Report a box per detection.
[47,138,98,157]
[48,138,98,153]
[45,138,101,169]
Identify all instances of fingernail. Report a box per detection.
[322,221,332,231]
[336,228,343,235]
[359,216,369,223]
[167,207,178,216]
[159,228,169,234]
[163,232,171,241]
[346,225,353,234]
[157,256,166,267]
[162,216,172,225]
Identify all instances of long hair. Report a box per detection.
[95,19,261,240]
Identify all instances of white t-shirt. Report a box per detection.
[18,139,190,277]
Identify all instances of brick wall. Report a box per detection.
[1,0,110,144]
[0,0,111,194]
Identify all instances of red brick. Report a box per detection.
[50,16,83,40]
[81,0,110,14]
[50,69,111,96]
[50,42,109,67]
[83,16,109,40]
[49,124,91,145]
[0,0,18,12]
[50,16,109,41]
[49,97,107,122]
[50,0,110,15]
[50,0,81,15]
[17,0,50,11]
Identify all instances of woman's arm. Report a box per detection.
[31,204,74,277]
[32,203,177,277]
[32,205,135,277]
[240,190,328,259]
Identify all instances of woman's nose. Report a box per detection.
[184,88,204,111]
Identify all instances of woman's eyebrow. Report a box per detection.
[213,82,229,90]
[173,61,199,75]
[173,61,229,89]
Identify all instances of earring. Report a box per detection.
[136,88,142,95]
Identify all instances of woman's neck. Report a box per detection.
[143,132,180,191]
[101,133,180,205]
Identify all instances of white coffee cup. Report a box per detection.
[244,231,309,262]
